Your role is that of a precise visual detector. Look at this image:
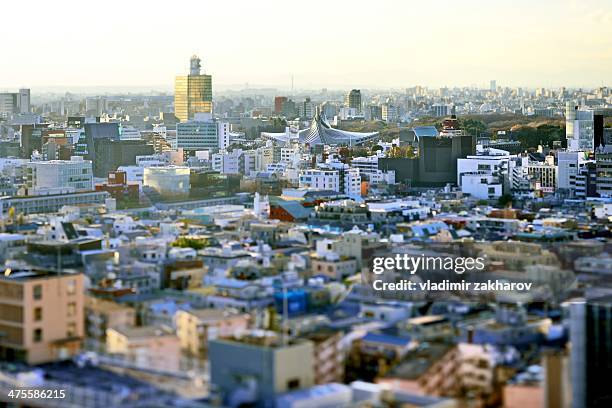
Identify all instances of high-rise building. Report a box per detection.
[595,152,612,198]
[85,96,106,117]
[176,113,229,153]
[345,89,362,112]
[558,151,589,192]
[382,102,399,123]
[17,89,30,114]
[91,139,154,178]
[570,297,612,408]
[432,103,452,117]
[0,93,16,116]
[566,103,595,152]
[274,96,287,114]
[20,123,49,159]
[298,97,314,119]
[174,55,213,122]
[281,98,297,118]
[0,89,30,116]
[490,80,497,92]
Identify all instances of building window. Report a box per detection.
[67,322,77,337]
[34,307,42,321]
[287,378,300,390]
[33,285,42,300]
[67,302,76,317]
[67,279,77,295]
[33,328,43,342]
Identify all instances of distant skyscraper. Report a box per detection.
[298,97,314,119]
[432,103,451,117]
[345,89,362,112]
[0,88,31,116]
[175,55,212,122]
[490,80,496,92]
[0,93,15,116]
[274,96,287,114]
[566,102,595,152]
[382,103,399,123]
[17,89,30,114]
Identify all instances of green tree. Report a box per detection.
[172,237,210,250]
[498,194,513,208]
[459,118,487,137]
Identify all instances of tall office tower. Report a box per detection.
[594,114,604,149]
[344,89,362,112]
[298,97,314,119]
[490,80,496,92]
[381,103,399,123]
[174,55,213,122]
[566,102,595,151]
[85,97,107,117]
[570,297,612,408]
[0,93,15,116]
[17,88,30,114]
[274,96,287,114]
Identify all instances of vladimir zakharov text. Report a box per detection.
[372,279,533,292]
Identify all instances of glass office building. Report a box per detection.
[174,55,212,122]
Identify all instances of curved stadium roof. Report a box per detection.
[263,110,378,146]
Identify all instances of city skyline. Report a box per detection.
[1,0,611,91]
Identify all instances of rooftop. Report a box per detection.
[383,343,454,380]
[0,267,81,282]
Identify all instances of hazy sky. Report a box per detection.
[1,0,611,91]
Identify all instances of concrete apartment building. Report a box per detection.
[209,333,315,406]
[26,156,94,194]
[304,329,345,385]
[311,254,358,280]
[84,296,136,347]
[0,269,84,364]
[106,325,180,372]
[175,308,249,359]
[378,343,497,406]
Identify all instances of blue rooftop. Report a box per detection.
[362,332,411,347]
[412,126,439,138]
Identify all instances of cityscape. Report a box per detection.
[1,2,611,408]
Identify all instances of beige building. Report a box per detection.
[315,229,383,269]
[304,329,345,384]
[477,241,560,271]
[378,343,498,405]
[503,383,543,408]
[85,296,136,345]
[175,309,249,359]
[311,256,358,280]
[0,269,84,364]
[106,325,180,372]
